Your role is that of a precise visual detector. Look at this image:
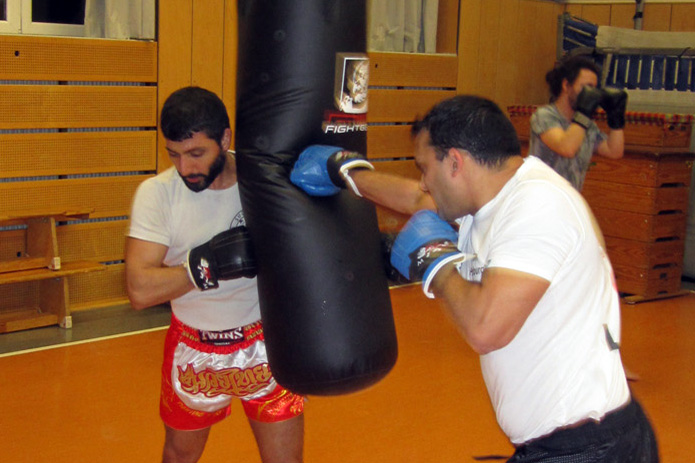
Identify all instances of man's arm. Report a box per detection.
[430,266,550,355]
[389,209,550,355]
[596,129,624,159]
[538,125,589,158]
[348,169,436,215]
[537,86,605,159]
[125,237,194,310]
[290,145,436,214]
[125,227,257,309]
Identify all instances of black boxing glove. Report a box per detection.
[600,88,628,129]
[572,86,603,130]
[185,226,257,291]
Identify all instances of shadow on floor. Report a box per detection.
[0,303,171,355]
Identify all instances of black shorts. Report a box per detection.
[508,399,659,463]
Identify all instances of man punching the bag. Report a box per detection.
[125,87,305,463]
[291,95,658,462]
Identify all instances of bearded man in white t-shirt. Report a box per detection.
[125,86,304,463]
[290,95,658,462]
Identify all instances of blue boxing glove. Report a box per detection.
[290,144,374,197]
[390,210,473,298]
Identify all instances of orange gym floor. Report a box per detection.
[1,285,693,462]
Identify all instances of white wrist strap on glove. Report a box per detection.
[182,254,200,290]
[340,159,374,197]
[422,253,476,299]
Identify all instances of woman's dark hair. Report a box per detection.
[545,55,601,102]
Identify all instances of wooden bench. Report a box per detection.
[0,35,158,328]
[0,212,105,333]
[0,35,158,330]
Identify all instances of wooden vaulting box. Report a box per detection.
[583,145,694,300]
[509,106,694,300]
[0,36,158,332]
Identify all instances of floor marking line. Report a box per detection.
[0,325,169,358]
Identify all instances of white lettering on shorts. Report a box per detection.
[198,327,244,345]
[171,339,276,413]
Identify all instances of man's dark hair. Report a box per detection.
[160,86,231,144]
[545,55,602,102]
[411,95,521,168]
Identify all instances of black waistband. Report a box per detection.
[521,399,641,451]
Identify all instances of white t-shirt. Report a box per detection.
[128,165,260,331]
[456,156,629,444]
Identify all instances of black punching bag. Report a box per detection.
[235,0,397,395]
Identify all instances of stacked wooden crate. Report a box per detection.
[508,106,694,301]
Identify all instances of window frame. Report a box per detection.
[0,0,21,33]
[0,0,85,37]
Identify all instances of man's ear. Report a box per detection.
[561,78,570,94]
[221,128,232,151]
[448,147,465,176]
